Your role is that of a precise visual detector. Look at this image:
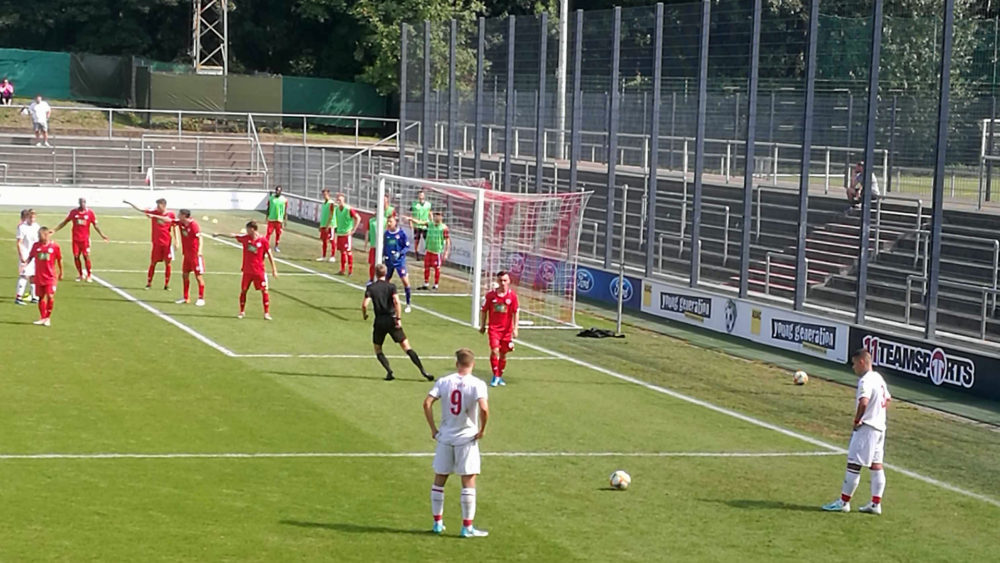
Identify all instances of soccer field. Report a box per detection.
[1,207,997,561]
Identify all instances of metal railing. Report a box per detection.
[248,114,269,175]
[0,145,155,188]
[140,134,254,173]
[905,275,1000,339]
[152,166,269,191]
[0,105,399,147]
[911,230,999,313]
[0,162,7,183]
[764,252,811,295]
[873,194,924,257]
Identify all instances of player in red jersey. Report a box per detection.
[216,221,278,320]
[479,271,519,387]
[124,199,178,290]
[174,209,206,307]
[25,227,63,326]
[54,197,109,282]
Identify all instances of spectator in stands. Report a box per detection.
[846,161,881,208]
[0,78,13,106]
[27,95,52,147]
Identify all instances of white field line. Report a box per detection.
[91,275,237,358]
[0,450,842,461]
[237,353,559,360]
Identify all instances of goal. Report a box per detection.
[375,173,593,329]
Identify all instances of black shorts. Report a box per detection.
[413,228,427,243]
[373,316,406,346]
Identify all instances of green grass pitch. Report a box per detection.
[0,207,997,561]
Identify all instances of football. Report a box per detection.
[793,370,809,385]
[609,470,631,490]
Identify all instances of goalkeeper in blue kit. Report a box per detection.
[384,214,414,313]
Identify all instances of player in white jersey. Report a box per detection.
[423,348,490,538]
[15,208,41,305]
[823,347,892,515]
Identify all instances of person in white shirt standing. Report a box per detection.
[823,347,892,515]
[15,208,41,305]
[27,95,52,147]
[423,348,490,538]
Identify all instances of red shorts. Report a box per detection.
[424,252,442,269]
[183,255,205,275]
[320,227,333,242]
[36,283,56,297]
[241,272,268,292]
[336,234,352,252]
[266,221,283,238]
[488,329,514,352]
[150,244,174,263]
[72,239,90,256]
[368,247,376,264]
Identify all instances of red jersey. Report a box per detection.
[236,234,269,276]
[27,241,62,285]
[65,208,97,242]
[482,289,519,333]
[177,220,201,257]
[147,210,176,246]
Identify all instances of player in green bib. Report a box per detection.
[420,212,450,290]
[265,185,288,252]
[317,189,337,262]
[334,193,362,275]
[409,190,432,259]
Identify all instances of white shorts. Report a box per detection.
[20,260,35,277]
[847,424,885,467]
[433,440,481,476]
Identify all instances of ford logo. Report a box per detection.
[609,277,633,301]
[576,268,595,293]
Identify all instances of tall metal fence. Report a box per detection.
[399,1,1000,344]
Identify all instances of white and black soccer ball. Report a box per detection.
[793,370,809,385]
[609,470,631,490]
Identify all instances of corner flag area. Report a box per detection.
[1,208,997,561]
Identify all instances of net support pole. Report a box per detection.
[399,24,408,177]
[689,0,710,286]
[474,17,485,179]
[617,184,629,335]
[793,0,818,310]
[448,19,458,179]
[503,17,516,193]
[738,0,761,299]
[568,10,583,194]
[535,13,548,193]
[472,189,486,329]
[925,0,955,339]
[376,175,387,263]
[604,7,622,269]
[644,3,663,277]
[856,0,883,324]
[422,21,432,179]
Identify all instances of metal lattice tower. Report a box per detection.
[192,0,229,75]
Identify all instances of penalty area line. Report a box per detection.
[0,450,843,461]
[237,353,559,360]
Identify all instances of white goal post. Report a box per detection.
[375,173,593,329]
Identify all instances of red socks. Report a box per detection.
[435,268,441,285]
[84,257,92,276]
[74,257,83,276]
[147,264,155,284]
[183,278,191,300]
[164,263,172,286]
[239,291,247,312]
[490,354,500,377]
[499,355,507,376]
[198,282,205,299]
[262,291,270,314]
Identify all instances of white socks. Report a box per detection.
[430,485,445,520]
[460,488,476,525]
[870,469,886,503]
[16,276,28,298]
[841,469,861,501]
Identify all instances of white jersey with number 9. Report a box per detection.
[428,372,488,446]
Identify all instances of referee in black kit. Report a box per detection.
[362,263,434,382]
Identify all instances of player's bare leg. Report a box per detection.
[459,474,487,538]
[400,339,433,381]
[374,343,394,380]
[431,474,448,533]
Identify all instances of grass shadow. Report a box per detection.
[269,370,427,383]
[270,289,351,321]
[700,498,819,513]
[279,520,431,537]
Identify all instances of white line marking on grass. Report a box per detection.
[206,238,1000,508]
[0,450,842,461]
[91,275,237,358]
[237,353,559,360]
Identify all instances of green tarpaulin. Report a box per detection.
[226,74,282,114]
[0,48,71,100]
[282,76,388,126]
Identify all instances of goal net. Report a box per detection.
[375,173,592,329]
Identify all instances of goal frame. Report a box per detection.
[376,173,487,328]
